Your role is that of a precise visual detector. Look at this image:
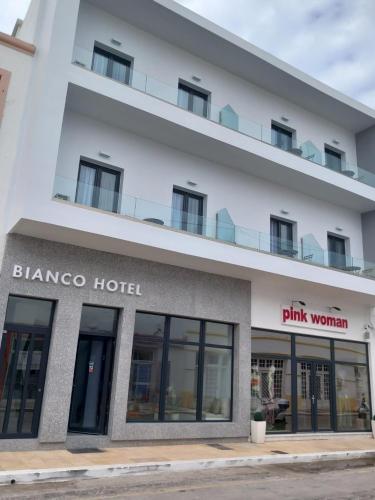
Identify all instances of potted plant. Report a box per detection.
[251,410,266,444]
[372,415,375,439]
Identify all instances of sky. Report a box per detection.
[1,0,374,109]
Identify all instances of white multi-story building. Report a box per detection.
[0,0,375,450]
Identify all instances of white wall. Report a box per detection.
[73,1,358,166]
[0,44,33,263]
[56,110,364,260]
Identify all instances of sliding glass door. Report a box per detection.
[76,161,120,213]
[172,189,204,235]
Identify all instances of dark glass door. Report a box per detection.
[296,360,332,432]
[271,124,293,151]
[68,335,114,434]
[328,234,346,269]
[76,161,120,213]
[172,189,204,235]
[0,331,50,438]
[270,218,295,257]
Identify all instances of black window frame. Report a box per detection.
[0,295,55,439]
[251,328,372,434]
[178,81,210,118]
[271,123,294,151]
[270,216,296,257]
[127,312,235,423]
[172,188,204,235]
[325,146,342,172]
[92,44,132,85]
[75,159,121,213]
[327,233,348,269]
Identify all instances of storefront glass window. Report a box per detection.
[127,313,234,422]
[295,335,331,360]
[165,344,199,421]
[334,341,367,364]
[5,296,53,328]
[252,330,291,356]
[205,322,233,346]
[335,364,371,431]
[202,347,232,420]
[251,357,292,432]
[127,314,165,421]
[169,317,200,343]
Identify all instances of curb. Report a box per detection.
[0,449,375,485]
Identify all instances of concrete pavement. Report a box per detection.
[0,436,374,485]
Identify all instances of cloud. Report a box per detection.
[0,0,31,35]
[176,0,375,109]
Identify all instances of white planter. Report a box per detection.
[251,420,266,444]
[371,420,375,439]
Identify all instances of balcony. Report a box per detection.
[53,174,375,281]
[71,44,375,191]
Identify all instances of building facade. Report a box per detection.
[0,0,375,450]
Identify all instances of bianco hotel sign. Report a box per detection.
[12,264,142,295]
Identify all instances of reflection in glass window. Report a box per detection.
[80,306,118,334]
[127,313,234,422]
[334,341,367,364]
[335,364,371,431]
[251,358,292,432]
[202,348,232,420]
[127,314,165,421]
[169,317,200,343]
[165,344,198,421]
[252,330,291,356]
[205,322,233,346]
[6,296,53,328]
[295,335,331,360]
[177,82,209,118]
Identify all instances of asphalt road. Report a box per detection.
[1,458,375,499]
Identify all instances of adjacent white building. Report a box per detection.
[0,0,375,450]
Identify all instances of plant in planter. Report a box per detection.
[251,410,266,444]
[372,415,375,439]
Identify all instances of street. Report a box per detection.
[1,458,375,499]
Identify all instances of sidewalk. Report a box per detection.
[0,436,374,485]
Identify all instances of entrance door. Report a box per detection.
[68,336,114,434]
[296,361,332,432]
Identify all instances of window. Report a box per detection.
[325,147,342,172]
[251,330,371,433]
[172,188,204,235]
[92,45,132,85]
[270,217,296,257]
[335,364,371,431]
[127,313,234,422]
[271,124,293,151]
[252,330,291,357]
[295,335,331,360]
[178,82,210,118]
[327,234,347,269]
[75,160,121,213]
[0,296,54,438]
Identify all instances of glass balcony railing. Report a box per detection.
[53,174,375,280]
[71,45,375,190]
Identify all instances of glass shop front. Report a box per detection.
[251,330,372,433]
